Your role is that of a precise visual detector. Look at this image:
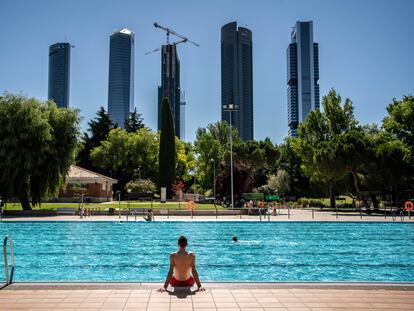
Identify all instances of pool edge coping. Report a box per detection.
[2,219,414,223]
[4,281,414,291]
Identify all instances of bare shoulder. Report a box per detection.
[188,251,196,258]
[170,252,177,258]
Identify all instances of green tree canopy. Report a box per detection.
[125,107,145,133]
[90,127,159,195]
[126,179,156,193]
[267,170,291,196]
[176,138,196,182]
[77,106,114,170]
[277,138,311,197]
[193,121,239,192]
[294,89,357,208]
[0,93,80,210]
[383,95,414,147]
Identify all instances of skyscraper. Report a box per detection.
[48,42,71,108]
[221,21,253,141]
[287,21,320,137]
[108,28,134,128]
[180,91,186,141]
[157,44,181,138]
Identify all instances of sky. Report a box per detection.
[1,0,413,143]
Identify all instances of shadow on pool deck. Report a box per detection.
[167,286,197,298]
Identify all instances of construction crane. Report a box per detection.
[154,22,200,47]
[145,22,200,55]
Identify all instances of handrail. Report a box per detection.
[3,235,14,285]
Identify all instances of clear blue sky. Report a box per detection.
[1,0,413,143]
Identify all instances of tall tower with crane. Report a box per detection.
[147,23,199,138]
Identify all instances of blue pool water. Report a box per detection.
[0,221,413,282]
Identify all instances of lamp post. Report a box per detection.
[105,180,109,202]
[210,158,216,200]
[222,104,238,209]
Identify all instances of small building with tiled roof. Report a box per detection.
[59,165,117,202]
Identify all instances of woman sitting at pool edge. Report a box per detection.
[159,235,204,292]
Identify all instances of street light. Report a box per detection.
[222,103,239,209]
[105,180,109,202]
[210,158,216,200]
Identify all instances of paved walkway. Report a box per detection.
[1,284,414,310]
[2,209,413,222]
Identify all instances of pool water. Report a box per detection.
[0,221,413,282]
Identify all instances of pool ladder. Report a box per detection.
[2,235,14,286]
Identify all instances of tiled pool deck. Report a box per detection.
[1,283,414,310]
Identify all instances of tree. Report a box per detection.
[374,135,409,204]
[294,89,357,208]
[193,121,239,192]
[382,95,414,176]
[91,127,159,196]
[277,138,311,197]
[77,107,114,170]
[383,95,414,149]
[125,107,145,133]
[268,170,291,197]
[0,93,80,210]
[125,179,156,193]
[231,140,266,194]
[71,182,88,201]
[336,129,372,205]
[361,130,410,206]
[159,98,176,198]
[176,138,196,182]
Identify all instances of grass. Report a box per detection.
[3,196,355,211]
[3,201,222,211]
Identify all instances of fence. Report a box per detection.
[73,205,412,222]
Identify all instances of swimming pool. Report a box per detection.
[0,221,413,282]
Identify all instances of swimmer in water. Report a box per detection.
[232,236,238,242]
[144,209,154,222]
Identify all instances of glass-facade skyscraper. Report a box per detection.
[108,28,134,128]
[221,21,253,141]
[48,42,71,108]
[180,91,186,141]
[157,44,181,138]
[287,21,320,137]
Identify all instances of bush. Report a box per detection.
[297,198,310,206]
[125,179,156,193]
[297,197,323,207]
[309,198,323,206]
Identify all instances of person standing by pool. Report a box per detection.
[159,236,204,292]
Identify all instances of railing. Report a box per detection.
[3,235,15,285]
[73,204,412,222]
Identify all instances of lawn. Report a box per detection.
[3,196,355,211]
[3,201,221,211]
